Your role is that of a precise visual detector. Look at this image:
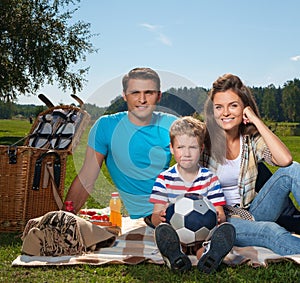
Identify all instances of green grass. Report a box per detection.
[281,136,300,162]
[1,119,300,282]
[0,119,32,145]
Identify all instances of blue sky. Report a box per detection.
[18,0,300,106]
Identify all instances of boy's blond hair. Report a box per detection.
[170,116,206,147]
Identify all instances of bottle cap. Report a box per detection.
[111,192,119,197]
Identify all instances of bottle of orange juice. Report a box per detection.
[109,192,122,227]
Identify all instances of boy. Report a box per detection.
[149,116,236,274]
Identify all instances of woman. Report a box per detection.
[200,73,300,255]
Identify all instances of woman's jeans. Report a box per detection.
[227,161,300,255]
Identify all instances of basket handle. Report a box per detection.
[32,150,61,191]
[38,93,55,108]
[8,146,17,164]
[46,162,63,210]
[71,94,84,108]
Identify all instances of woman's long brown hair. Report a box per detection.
[204,74,261,163]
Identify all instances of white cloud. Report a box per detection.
[158,33,172,46]
[140,23,160,31]
[140,23,172,46]
[290,55,300,61]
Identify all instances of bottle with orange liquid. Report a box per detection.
[109,192,122,227]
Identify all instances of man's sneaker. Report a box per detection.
[197,222,236,274]
[154,223,192,272]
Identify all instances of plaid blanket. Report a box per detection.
[12,216,300,267]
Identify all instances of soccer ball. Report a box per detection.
[165,193,217,245]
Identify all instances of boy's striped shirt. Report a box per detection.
[149,164,226,206]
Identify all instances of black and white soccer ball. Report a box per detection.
[165,193,218,245]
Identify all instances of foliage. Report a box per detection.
[104,87,208,116]
[261,84,281,121]
[167,86,208,114]
[0,0,97,102]
[0,102,46,119]
[266,122,300,137]
[282,79,300,122]
[90,81,300,123]
[83,103,107,122]
[2,78,300,123]
[104,95,126,114]
[0,100,15,119]
[250,78,300,122]
[0,101,108,121]
[158,90,202,116]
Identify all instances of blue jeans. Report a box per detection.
[227,161,300,255]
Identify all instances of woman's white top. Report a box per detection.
[217,135,242,206]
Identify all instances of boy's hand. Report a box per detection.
[216,207,226,224]
[152,203,168,226]
[159,209,167,223]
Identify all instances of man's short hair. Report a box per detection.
[122,67,161,92]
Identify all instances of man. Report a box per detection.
[64,67,177,220]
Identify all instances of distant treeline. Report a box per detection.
[251,78,300,122]
[99,78,300,123]
[1,78,300,122]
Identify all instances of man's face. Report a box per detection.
[123,79,161,126]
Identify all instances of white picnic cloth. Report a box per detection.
[12,209,300,267]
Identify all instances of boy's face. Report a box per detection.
[170,134,201,172]
[122,78,161,126]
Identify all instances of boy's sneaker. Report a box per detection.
[197,222,236,274]
[154,223,192,272]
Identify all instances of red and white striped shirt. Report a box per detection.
[149,164,226,207]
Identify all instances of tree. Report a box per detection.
[0,0,97,102]
[0,100,14,119]
[261,84,278,121]
[251,86,264,115]
[282,79,300,122]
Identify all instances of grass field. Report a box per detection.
[0,119,300,282]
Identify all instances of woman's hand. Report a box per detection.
[243,106,259,125]
[242,106,292,166]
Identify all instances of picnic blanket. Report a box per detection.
[12,212,300,267]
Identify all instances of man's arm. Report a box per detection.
[64,146,105,213]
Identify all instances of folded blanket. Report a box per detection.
[21,211,116,257]
[12,214,300,267]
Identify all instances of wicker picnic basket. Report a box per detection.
[0,147,68,232]
[0,97,90,232]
